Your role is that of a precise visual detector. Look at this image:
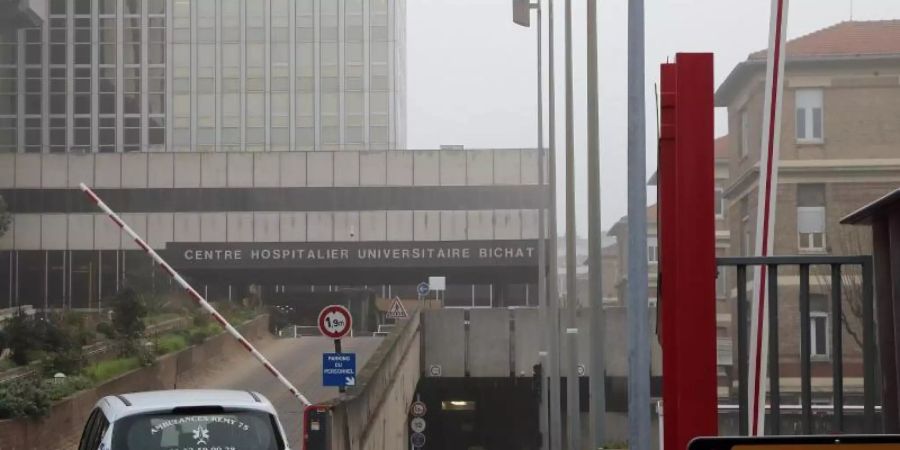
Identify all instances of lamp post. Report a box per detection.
[514,1,561,448]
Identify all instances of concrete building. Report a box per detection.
[0,148,546,310]
[0,0,406,154]
[0,1,551,312]
[717,20,900,405]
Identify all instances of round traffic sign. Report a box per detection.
[410,400,427,417]
[410,417,426,433]
[577,364,586,376]
[417,282,430,296]
[317,305,353,339]
[411,432,426,447]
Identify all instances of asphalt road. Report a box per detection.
[180,335,383,448]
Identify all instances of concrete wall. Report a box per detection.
[0,316,270,450]
[0,149,547,251]
[0,149,542,190]
[326,311,421,450]
[421,306,662,380]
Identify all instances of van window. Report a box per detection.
[78,408,110,450]
[111,410,285,450]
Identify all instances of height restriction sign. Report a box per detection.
[318,305,352,339]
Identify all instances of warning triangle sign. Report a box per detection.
[385,297,409,320]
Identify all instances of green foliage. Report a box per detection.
[44,375,92,402]
[187,325,218,345]
[95,321,115,339]
[154,334,187,355]
[4,310,36,365]
[0,378,51,419]
[41,347,84,377]
[0,195,10,239]
[83,357,141,383]
[111,288,147,340]
[0,375,94,419]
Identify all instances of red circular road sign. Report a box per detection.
[318,305,353,339]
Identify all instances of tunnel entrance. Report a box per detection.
[411,377,540,450]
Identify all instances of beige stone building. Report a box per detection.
[716,20,900,404]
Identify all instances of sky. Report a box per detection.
[406,0,900,235]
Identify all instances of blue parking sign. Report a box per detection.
[323,353,356,387]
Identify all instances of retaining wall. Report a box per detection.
[0,315,269,450]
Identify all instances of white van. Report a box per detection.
[77,389,290,450]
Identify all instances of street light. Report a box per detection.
[513,1,562,449]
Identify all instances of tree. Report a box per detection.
[0,195,10,239]
[111,287,147,340]
[813,227,869,350]
[5,310,37,366]
[110,287,153,364]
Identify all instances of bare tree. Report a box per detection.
[813,227,869,350]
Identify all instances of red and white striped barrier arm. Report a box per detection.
[748,0,790,436]
[79,183,312,407]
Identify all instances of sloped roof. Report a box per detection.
[717,20,900,106]
[749,20,900,60]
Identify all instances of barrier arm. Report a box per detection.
[80,182,312,407]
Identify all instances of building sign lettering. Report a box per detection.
[166,240,538,269]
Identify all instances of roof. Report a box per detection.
[717,20,900,105]
[609,204,658,236]
[100,389,275,421]
[749,20,900,60]
[841,187,900,225]
[714,136,730,159]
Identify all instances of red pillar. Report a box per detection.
[658,53,718,450]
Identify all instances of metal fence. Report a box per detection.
[717,255,878,435]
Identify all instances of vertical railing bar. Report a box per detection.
[862,258,877,431]
[799,263,812,434]
[736,264,748,436]
[831,263,844,433]
[767,264,780,435]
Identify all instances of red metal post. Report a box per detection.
[658,53,719,450]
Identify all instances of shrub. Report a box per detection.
[155,334,187,355]
[41,348,84,377]
[44,375,92,402]
[0,377,51,419]
[83,357,141,383]
[5,310,38,366]
[112,288,147,340]
[95,322,115,340]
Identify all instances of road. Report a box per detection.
[180,335,383,447]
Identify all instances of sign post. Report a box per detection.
[386,296,409,321]
[416,282,430,300]
[318,305,353,393]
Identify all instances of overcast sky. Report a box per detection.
[406,0,900,235]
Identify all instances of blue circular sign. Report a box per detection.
[416,282,430,296]
[411,432,426,447]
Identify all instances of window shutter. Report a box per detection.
[797,206,825,233]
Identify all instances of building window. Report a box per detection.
[715,188,725,219]
[648,236,659,264]
[810,311,829,358]
[739,110,750,157]
[716,268,727,298]
[795,89,824,143]
[797,184,826,252]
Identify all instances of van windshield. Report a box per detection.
[111,410,285,450]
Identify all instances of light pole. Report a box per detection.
[586,0,606,447]
[514,1,561,447]
[627,0,652,448]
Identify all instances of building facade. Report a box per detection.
[717,20,900,404]
[0,0,406,154]
[0,148,546,310]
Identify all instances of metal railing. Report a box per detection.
[717,255,878,435]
